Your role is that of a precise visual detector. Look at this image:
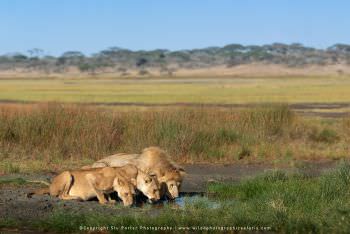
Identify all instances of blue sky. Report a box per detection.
[1,0,349,56]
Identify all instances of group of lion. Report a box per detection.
[28,147,185,206]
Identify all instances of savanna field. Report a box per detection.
[3,1,350,232]
[1,76,350,104]
[0,76,350,233]
[1,76,350,172]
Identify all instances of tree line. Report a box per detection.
[1,43,350,74]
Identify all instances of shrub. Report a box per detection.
[238,145,252,159]
[310,128,339,143]
[138,69,149,76]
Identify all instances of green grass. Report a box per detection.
[1,76,350,104]
[2,163,350,233]
[0,177,28,185]
[207,163,350,233]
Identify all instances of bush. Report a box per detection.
[310,128,339,143]
[138,69,149,76]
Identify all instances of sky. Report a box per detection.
[1,0,349,56]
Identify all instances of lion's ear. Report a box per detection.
[175,167,186,177]
[180,170,186,177]
[148,171,157,178]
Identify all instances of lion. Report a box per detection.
[29,164,160,205]
[28,165,136,206]
[90,147,185,199]
[117,163,161,202]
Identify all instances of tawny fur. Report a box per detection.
[28,165,138,206]
[29,164,160,205]
[90,147,185,199]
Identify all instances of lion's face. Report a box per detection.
[113,177,136,206]
[166,180,181,199]
[164,179,182,199]
[159,168,185,199]
[136,172,160,202]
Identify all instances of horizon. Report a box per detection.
[1,0,350,56]
[1,42,349,58]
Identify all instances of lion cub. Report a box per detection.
[29,165,137,206]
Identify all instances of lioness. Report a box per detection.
[117,163,160,202]
[90,147,185,199]
[29,164,160,205]
[28,166,136,206]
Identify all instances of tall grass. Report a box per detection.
[0,103,348,168]
[0,104,125,161]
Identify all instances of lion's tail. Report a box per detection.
[27,180,51,186]
[27,186,50,198]
[27,181,50,198]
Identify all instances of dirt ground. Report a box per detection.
[0,160,338,228]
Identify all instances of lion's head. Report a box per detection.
[139,147,186,199]
[113,176,136,206]
[158,167,185,199]
[135,170,160,203]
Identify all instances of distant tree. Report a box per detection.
[136,58,148,67]
[117,67,127,72]
[226,55,244,67]
[138,69,149,76]
[58,51,85,68]
[222,44,245,52]
[270,43,289,54]
[61,51,85,58]
[12,53,28,61]
[78,63,93,72]
[98,47,130,57]
[27,48,44,58]
[327,44,350,53]
[56,57,66,65]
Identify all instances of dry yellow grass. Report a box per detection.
[0,75,350,104]
[0,103,349,173]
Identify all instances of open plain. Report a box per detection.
[0,75,349,233]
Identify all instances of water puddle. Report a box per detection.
[132,192,221,209]
[174,195,221,209]
[95,191,222,210]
